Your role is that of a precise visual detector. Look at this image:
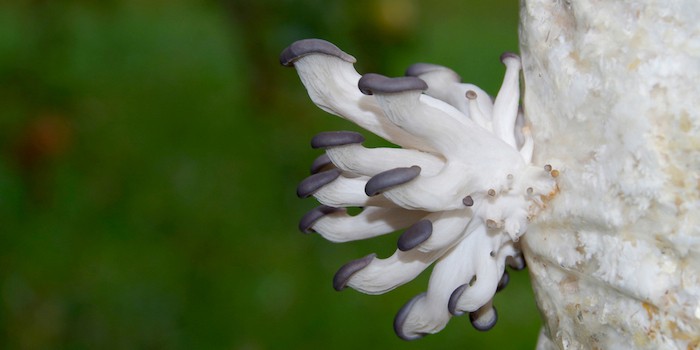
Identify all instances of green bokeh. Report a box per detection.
[0,1,541,348]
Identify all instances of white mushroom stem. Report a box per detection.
[466,90,494,131]
[491,53,522,148]
[379,162,479,211]
[394,227,485,338]
[405,63,495,125]
[415,209,473,253]
[325,144,444,177]
[448,227,503,314]
[311,206,426,242]
[289,54,436,152]
[367,82,527,192]
[344,247,446,295]
[312,174,392,207]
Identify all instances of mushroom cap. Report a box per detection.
[499,52,520,64]
[311,131,365,149]
[333,253,377,291]
[397,220,433,251]
[297,168,342,198]
[405,62,447,76]
[280,38,356,67]
[358,73,428,95]
[309,153,334,174]
[496,270,510,292]
[470,305,498,331]
[448,283,469,316]
[393,292,428,341]
[298,205,344,233]
[364,166,422,196]
[405,62,462,83]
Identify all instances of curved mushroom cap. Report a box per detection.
[299,205,344,233]
[405,62,462,83]
[496,270,510,292]
[358,73,428,95]
[309,153,334,174]
[447,283,469,316]
[397,220,433,251]
[297,169,342,198]
[333,253,377,291]
[470,305,498,331]
[506,254,526,270]
[280,38,356,67]
[499,52,521,64]
[365,166,422,196]
[311,131,365,149]
[393,292,428,341]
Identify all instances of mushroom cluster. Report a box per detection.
[281,38,558,340]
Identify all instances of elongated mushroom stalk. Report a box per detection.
[281,38,558,340]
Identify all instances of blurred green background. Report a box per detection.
[0,0,542,349]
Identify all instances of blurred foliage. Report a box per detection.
[0,0,540,349]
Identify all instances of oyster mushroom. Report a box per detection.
[282,38,557,340]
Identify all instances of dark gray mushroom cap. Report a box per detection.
[333,253,377,291]
[310,153,334,174]
[296,168,342,198]
[397,220,433,251]
[469,305,498,331]
[447,283,469,316]
[506,254,526,271]
[496,270,509,292]
[365,166,421,196]
[280,38,356,67]
[358,73,428,95]
[299,205,344,233]
[394,292,428,341]
[311,131,365,149]
[405,62,461,79]
[500,52,520,64]
[404,62,447,76]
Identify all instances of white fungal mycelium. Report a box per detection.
[281,38,558,340]
[519,0,700,348]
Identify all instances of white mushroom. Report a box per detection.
[283,38,558,340]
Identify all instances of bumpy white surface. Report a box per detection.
[520,1,700,349]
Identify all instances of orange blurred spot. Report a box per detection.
[14,113,73,171]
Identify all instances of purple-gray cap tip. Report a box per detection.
[280,38,356,67]
[311,131,365,149]
[358,73,428,95]
[500,52,520,64]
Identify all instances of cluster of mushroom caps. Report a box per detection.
[281,39,558,340]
